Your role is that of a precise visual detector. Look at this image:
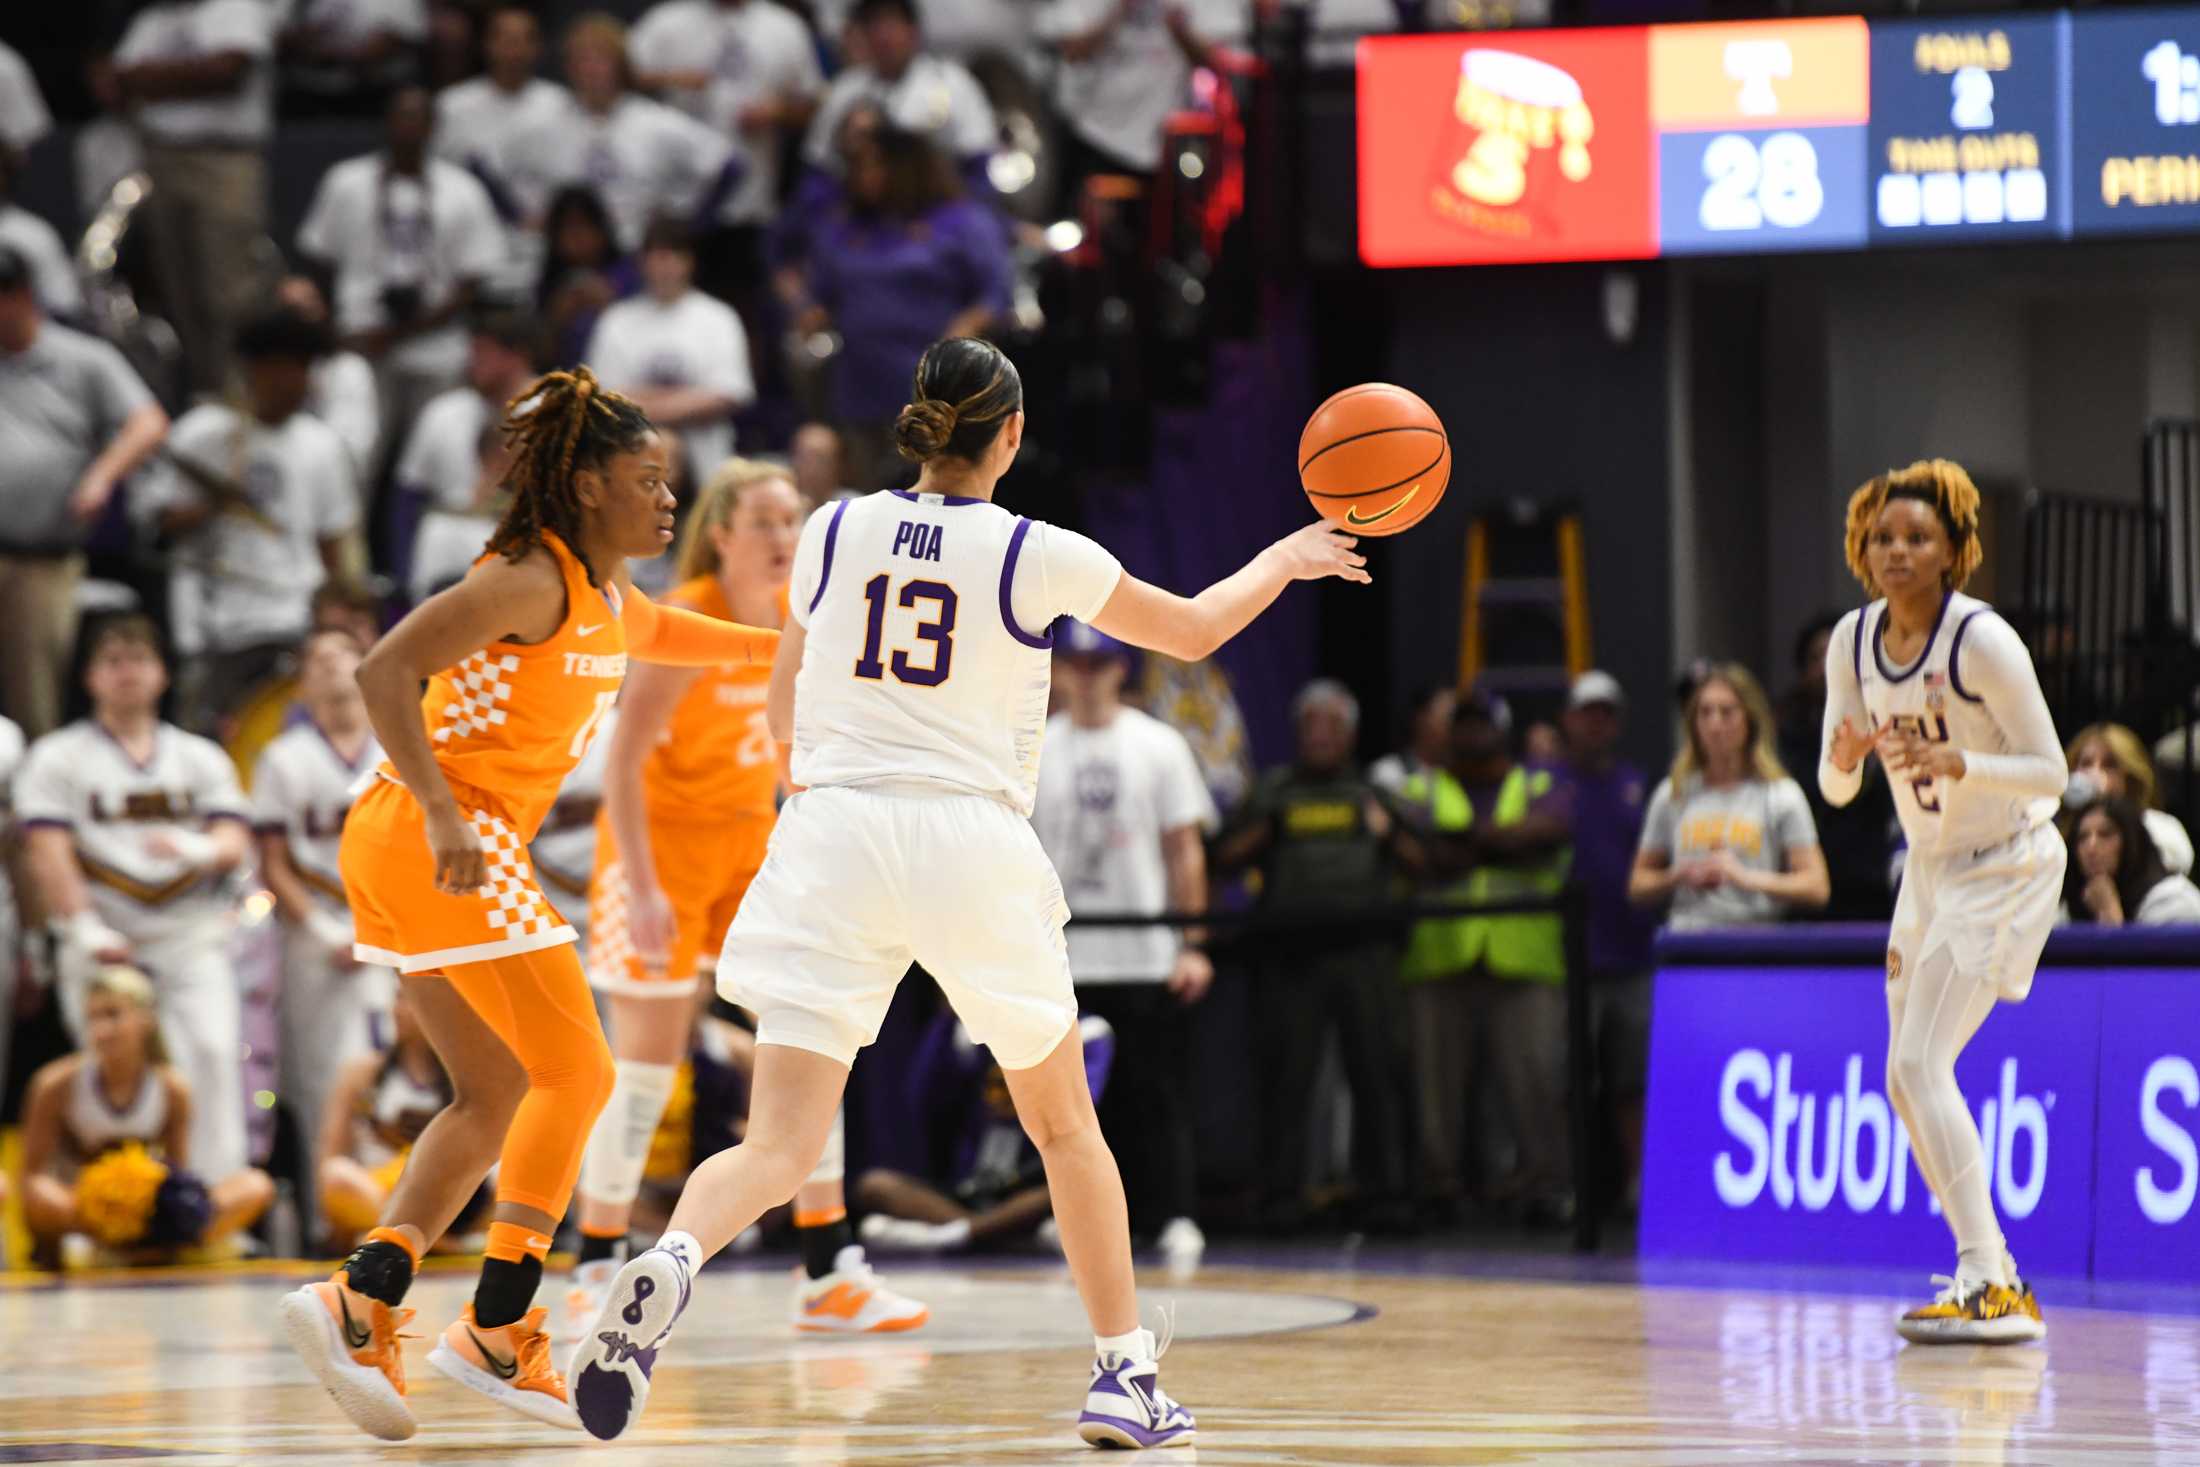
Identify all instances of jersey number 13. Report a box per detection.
[854,575,957,687]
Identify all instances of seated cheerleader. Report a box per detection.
[20,965,274,1266]
[317,987,492,1255]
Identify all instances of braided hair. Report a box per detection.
[1843,458,1985,596]
[484,366,653,586]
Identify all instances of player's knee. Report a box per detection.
[1888,1048,1937,1107]
[1017,1092,1100,1154]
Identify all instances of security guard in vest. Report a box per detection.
[1213,678,1415,1232]
[1396,689,1573,1225]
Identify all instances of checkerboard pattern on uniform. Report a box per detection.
[434,651,522,743]
[470,810,563,940]
[588,858,637,978]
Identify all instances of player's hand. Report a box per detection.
[424,805,487,895]
[1273,522,1371,585]
[629,878,677,979]
[1882,727,1967,782]
[1828,716,1877,774]
[2083,872,2125,926]
[1166,947,1214,1004]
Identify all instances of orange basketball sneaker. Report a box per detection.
[427,1303,581,1429]
[278,1273,418,1441]
[792,1246,932,1334]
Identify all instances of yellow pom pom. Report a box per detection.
[74,1142,168,1247]
[643,1063,696,1184]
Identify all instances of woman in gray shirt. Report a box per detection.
[1628,663,1830,928]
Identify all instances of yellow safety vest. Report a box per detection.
[1399,765,1570,984]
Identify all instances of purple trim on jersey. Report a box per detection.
[251,821,284,836]
[1850,607,1865,693]
[310,718,375,772]
[808,498,852,616]
[18,817,72,832]
[1946,608,1990,703]
[204,811,251,829]
[1871,589,1953,684]
[999,517,1055,650]
[889,490,984,507]
[91,718,163,775]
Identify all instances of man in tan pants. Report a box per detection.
[0,248,170,735]
[112,0,277,398]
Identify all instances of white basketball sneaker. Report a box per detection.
[791,1245,931,1333]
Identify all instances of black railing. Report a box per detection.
[1068,886,1604,1253]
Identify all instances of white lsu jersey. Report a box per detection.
[532,707,614,936]
[13,721,250,942]
[1832,591,2067,859]
[789,491,1124,817]
[251,720,382,915]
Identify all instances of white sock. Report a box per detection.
[1956,1243,2004,1290]
[1095,1327,1153,1364]
[579,1059,678,1208]
[930,1218,973,1250]
[656,1229,704,1276]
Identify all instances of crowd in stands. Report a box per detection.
[3,6,2197,1272]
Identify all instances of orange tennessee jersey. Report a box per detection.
[386,532,627,839]
[641,576,783,820]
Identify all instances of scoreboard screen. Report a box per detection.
[2071,9,2200,236]
[1868,18,2069,243]
[1358,3,2200,265]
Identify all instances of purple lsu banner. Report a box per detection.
[1642,964,2200,1281]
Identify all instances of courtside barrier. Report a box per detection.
[1641,924,2200,1281]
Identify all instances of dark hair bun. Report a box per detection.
[894,399,960,463]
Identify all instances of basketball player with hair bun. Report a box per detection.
[278,367,779,1441]
[576,335,1367,1449]
[1820,458,2067,1345]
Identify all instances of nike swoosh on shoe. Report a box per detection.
[338,1291,374,1351]
[465,1327,519,1380]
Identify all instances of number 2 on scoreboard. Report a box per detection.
[1700,132,1826,232]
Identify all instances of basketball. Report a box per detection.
[1298,383,1450,536]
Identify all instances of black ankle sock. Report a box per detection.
[341,1240,415,1307]
[474,1255,544,1329]
[578,1232,628,1268]
[798,1218,855,1280]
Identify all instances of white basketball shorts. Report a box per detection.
[1888,820,2066,1003]
[716,784,1077,1070]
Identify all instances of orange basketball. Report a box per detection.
[1298,383,1450,536]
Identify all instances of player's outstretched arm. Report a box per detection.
[622,585,780,667]
[1092,522,1368,663]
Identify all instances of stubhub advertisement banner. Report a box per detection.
[2092,971,2200,1284]
[1641,966,2101,1275]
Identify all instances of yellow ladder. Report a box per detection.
[1457,504,1592,700]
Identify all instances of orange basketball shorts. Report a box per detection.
[343,777,578,974]
[586,808,773,997]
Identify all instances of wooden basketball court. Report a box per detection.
[1,1250,2193,1463]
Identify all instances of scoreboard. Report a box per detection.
[1358,4,2200,265]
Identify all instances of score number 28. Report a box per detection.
[1700,132,1826,232]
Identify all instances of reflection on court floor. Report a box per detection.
[3,1253,2197,1463]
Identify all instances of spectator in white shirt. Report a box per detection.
[504,15,743,254]
[434,6,571,292]
[0,41,52,166]
[0,165,83,320]
[280,0,429,115]
[804,0,997,179]
[392,310,536,599]
[136,311,359,734]
[586,216,755,490]
[1030,621,1217,1266]
[111,0,279,396]
[630,0,824,297]
[1038,0,1237,199]
[296,85,507,460]
[274,274,382,482]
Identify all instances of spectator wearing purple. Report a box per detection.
[1549,670,1658,1209]
[798,126,1010,489]
[534,186,639,366]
